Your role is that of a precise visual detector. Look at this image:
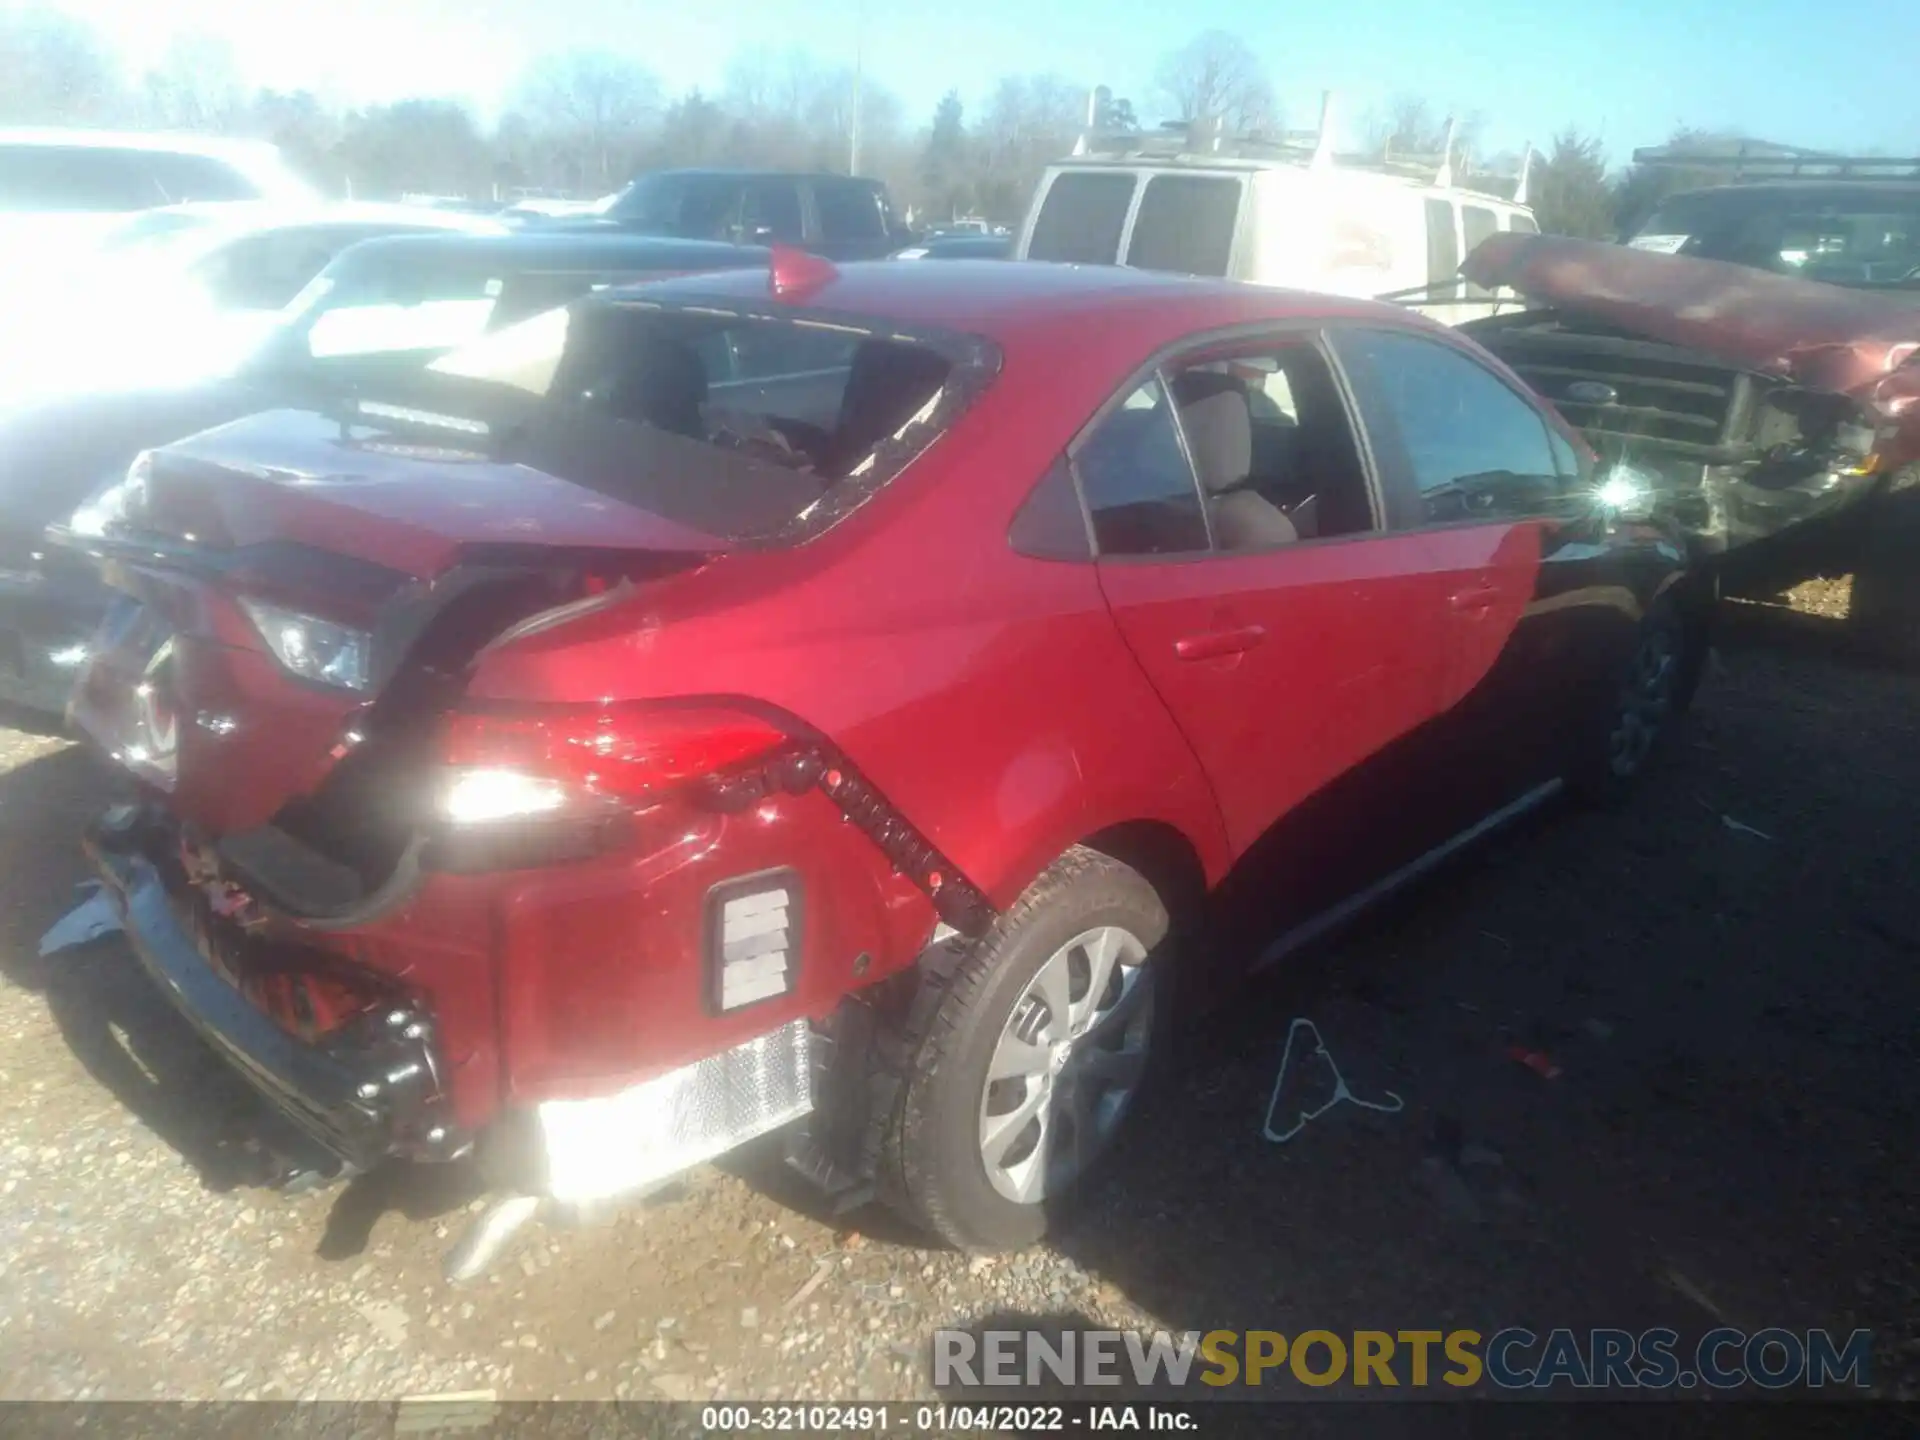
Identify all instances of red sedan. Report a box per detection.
[63,254,1706,1263]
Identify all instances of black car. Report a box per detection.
[519,170,915,262]
[891,232,1012,260]
[0,231,768,714]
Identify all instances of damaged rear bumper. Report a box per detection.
[81,806,468,1175]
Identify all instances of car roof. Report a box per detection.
[623,258,1429,348]
[0,127,315,202]
[323,229,774,274]
[1042,157,1530,208]
[138,199,501,231]
[0,127,286,161]
[635,168,881,185]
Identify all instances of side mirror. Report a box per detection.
[1594,460,1661,524]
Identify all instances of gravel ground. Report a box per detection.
[2,601,1917,1404]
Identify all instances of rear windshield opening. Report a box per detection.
[380,297,988,542]
[1637,189,1920,287]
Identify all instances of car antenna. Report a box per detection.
[1309,91,1335,171]
[769,245,837,301]
[1433,116,1458,189]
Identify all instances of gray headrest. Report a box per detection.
[612,336,708,437]
[1171,371,1252,496]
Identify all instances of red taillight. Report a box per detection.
[441,703,787,809]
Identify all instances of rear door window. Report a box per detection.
[1507,213,1539,235]
[813,183,884,243]
[0,146,258,211]
[0,145,156,211]
[742,181,804,243]
[1027,172,1135,264]
[142,152,257,204]
[1072,378,1210,555]
[1424,198,1459,287]
[1461,205,1500,298]
[1124,175,1241,277]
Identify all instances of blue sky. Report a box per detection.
[47,0,1920,163]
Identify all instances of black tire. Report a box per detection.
[1569,596,1696,809]
[879,846,1169,1252]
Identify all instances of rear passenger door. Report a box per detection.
[1080,330,1473,947]
[808,181,891,260]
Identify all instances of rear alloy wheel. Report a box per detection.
[978,925,1154,1205]
[882,847,1168,1251]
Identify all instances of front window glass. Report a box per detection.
[1337,329,1569,524]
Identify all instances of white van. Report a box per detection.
[1014,103,1537,326]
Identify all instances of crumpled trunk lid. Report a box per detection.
[67,398,730,842]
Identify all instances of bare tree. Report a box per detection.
[335,99,492,198]
[1153,31,1277,133]
[1363,94,1486,164]
[970,74,1083,220]
[244,89,345,193]
[511,50,663,191]
[0,9,126,125]
[142,32,245,133]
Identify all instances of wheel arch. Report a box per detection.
[1077,818,1211,923]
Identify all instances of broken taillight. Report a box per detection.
[438,704,789,822]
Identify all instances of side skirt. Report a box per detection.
[1251,778,1564,975]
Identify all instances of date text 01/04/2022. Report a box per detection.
[698,1403,1201,1431]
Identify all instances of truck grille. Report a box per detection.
[1473,324,1750,459]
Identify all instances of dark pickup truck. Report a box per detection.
[518,170,916,262]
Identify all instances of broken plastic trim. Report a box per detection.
[706,745,995,938]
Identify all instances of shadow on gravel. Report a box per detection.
[1716,487,1920,673]
[0,742,486,1260]
[0,745,299,1191]
[0,697,69,739]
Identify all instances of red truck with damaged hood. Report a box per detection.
[1460,232,1920,558]
[59,253,1704,1265]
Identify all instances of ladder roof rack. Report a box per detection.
[1069,91,1532,204]
[1630,144,1920,182]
